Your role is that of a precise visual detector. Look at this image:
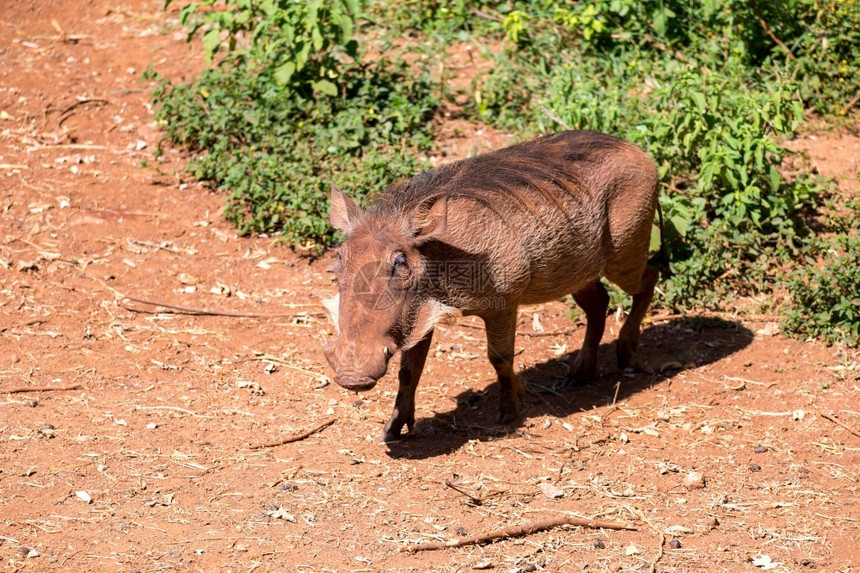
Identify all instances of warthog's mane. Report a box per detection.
[370,130,636,223]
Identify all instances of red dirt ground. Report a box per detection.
[1,2,858,571]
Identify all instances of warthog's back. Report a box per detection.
[370,130,660,304]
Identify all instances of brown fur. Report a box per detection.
[323,130,661,443]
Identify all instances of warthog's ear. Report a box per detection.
[330,183,362,234]
[411,194,447,245]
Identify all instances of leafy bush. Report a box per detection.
[173,0,361,95]
[150,0,440,245]
[783,230,860,346]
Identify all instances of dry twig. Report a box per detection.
[647,312,783,323]
[444,480,484,505]
[401,515,636,552]
[121,294,323,319]
[749,0,796,60]
[819,411,860,439]
[0,318,46,333]
[520,325,581,337]
[250,419,337,450]
[59,98,109,126]
[2,384,81,394]
[470,8,501,21]
[846,90,860,111]
[650,532,666,573]
[536,102,572,131]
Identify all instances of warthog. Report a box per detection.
[323,130,662,443]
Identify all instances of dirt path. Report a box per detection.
[1,1,858,571]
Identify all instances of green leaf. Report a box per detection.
[259,0,275,16]
[690,92,706,113]
[202,28,221,62]
[296,42,311,71]
[273,61,296,85]
[312,79,338,97]
[338,14,353,42]
[670,215,689,237]
[769,165,781,193]
[178,4,197,26]
[754,145,764,170]
[344,0,359,14]
[311,26,324,51]
[700,161,716,188]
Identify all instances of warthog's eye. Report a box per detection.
[392,253,409,280]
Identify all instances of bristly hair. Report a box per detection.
[322,294,340,333]
[369,130,633,221]
[401,298,461,351]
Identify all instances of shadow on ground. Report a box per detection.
[385,317,754,460]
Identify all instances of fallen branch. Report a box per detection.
[819,411,860,439]
[2,384,81,394]
[250,419,337,450]
[401,515,637,552]
[120,294,324,319]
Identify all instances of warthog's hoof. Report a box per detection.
[495,408,518,425]
[563,354,597,387]
[382,409,414,444]
[381,430,403,444]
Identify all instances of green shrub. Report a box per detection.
[150,0,440,246]
[783,230,860,346]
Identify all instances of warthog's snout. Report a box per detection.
[333,375,378,392]
[323,338,392,393]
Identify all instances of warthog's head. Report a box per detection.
[323,184,457,392]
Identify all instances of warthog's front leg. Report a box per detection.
[382,330,433,443]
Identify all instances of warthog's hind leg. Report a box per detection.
[565,279,609,386]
